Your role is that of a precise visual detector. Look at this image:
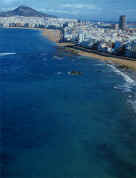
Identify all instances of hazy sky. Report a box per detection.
[0,0,136,21]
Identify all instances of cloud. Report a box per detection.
[40,8,78,15]
[39,3,101,16]
[61,3,101,10]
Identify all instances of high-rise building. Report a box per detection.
[119,15,126,30]
[113,24,119,30]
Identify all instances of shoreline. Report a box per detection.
[4,27,136,71]
[42,28,62,43]
[58,44,136,70]
[41,28,136,71]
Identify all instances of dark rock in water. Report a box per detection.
[68,70,82,76]
[106,61,113,65]
[117,64,129,70]
[97,70,102,73]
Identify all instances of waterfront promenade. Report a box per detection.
[42,28,136,71]
[4,27,136,71]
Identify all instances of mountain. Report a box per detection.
[0,6,56,18]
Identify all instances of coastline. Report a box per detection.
[59,44,136,70]
[41,28,136,71]
[42,28,62,43]
[4,27,136,71]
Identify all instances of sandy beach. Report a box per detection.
[41,28,136,71]
[42,29,62,43]
[62,45,136,70]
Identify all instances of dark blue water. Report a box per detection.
[0,28,136,178]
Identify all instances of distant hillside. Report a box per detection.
[0,6,56,18]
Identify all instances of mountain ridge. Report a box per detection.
[0,6,56,18]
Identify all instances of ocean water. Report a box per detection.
[0,28,136,178]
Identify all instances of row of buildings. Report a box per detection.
[0,16,77,29]
[63,16,136,58]
[0,15,135,58]
[0,16,45,28]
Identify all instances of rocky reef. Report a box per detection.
[68,70,82,76]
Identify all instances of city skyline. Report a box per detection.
[0,0,136,21]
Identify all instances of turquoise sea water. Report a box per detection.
[0,28,136,178]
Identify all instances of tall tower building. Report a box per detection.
[119,15,126,30]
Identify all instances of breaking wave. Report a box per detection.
[108,64,135,85]
[108,64,136,113]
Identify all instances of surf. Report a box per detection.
[108,64,135,85]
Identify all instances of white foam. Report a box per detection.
[0,52,16,56]
[108,64,135,85]
[108,64,136,113]
[114,84,132,92]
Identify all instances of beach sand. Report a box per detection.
[42,28,136,71]
[61,45,136,71]
[42,29,61,43]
